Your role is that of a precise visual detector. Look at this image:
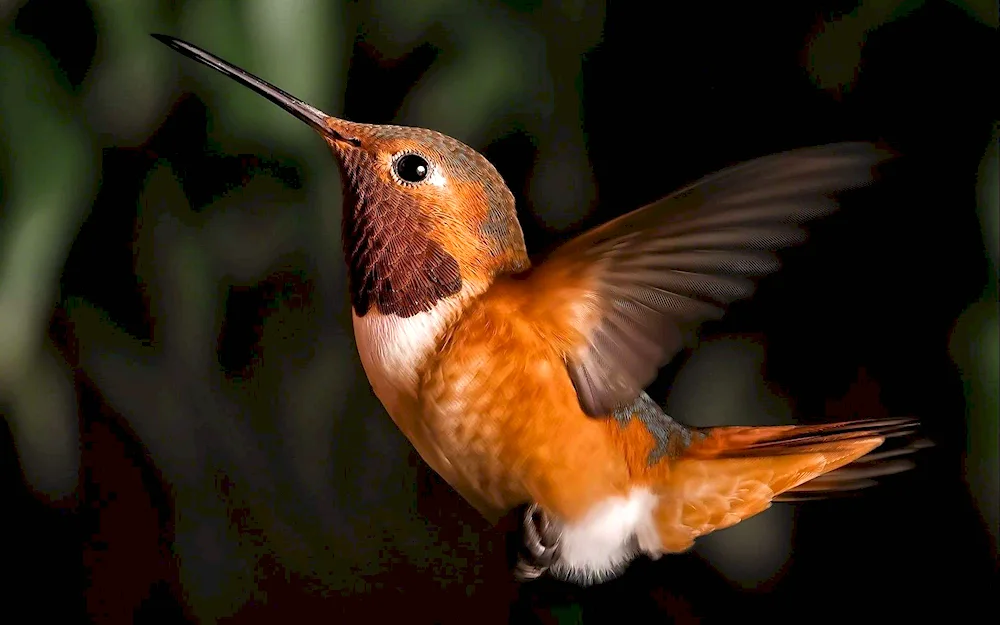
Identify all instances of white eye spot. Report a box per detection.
[426,167,448,187]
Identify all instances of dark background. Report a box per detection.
[1,1,996,623]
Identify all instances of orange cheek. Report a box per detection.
[420,183,498,283]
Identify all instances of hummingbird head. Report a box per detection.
[321,119,530,318]
[153,35,529,319]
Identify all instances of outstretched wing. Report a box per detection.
[501,142,891,417]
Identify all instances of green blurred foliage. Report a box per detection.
[949,128,999,553]
[0,0,996,621]
[804,0,997,97]
[0,21,97,499]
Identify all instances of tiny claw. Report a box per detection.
[514,503,562,582]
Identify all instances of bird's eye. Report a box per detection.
[393,153,429,184]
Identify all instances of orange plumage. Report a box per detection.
[422,281,910,551]
[155,34,927,586]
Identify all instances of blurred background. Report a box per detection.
[1,0,997,623]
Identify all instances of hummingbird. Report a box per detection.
[153,35,923,586]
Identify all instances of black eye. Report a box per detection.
[394,153,429,183]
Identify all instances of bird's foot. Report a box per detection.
[514,503,562,582]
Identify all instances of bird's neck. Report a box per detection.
[341,195,465,319]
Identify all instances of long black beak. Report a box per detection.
[151,34,360,147]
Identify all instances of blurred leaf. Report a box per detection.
[976,127,998,278]
[948,0,999,27]
[950,300,999,553]
[65,295,203,479]
[803,0,926,96]
[950,130,1000,553]
[0,38,97,374]
[3,343,79,501]
[85,0,175,144]
[366,0,457,55]
[401,20,552,144]
[803,13,867,97]
[0,36,98,499]
[0,0,28,22]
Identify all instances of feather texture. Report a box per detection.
[515,142,892,417]
[651,417,914,552]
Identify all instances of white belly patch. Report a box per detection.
[549,487,661,585]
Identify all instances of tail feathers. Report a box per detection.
[653,418,925,552]
[686,417,919,458]
[684,417,927,498]
[774,423,931,502]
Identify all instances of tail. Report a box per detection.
[653,417,925,553]
[768,418,931,502]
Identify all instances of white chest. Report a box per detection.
[351,298,484,504]
[350,301,459,425]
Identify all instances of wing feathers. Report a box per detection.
[515,142,892,416]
